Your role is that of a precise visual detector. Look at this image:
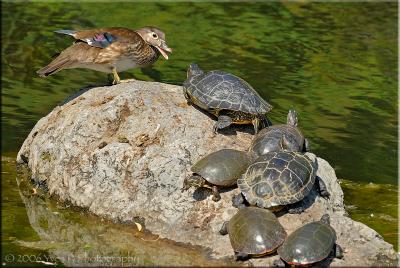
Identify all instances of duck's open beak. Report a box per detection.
[156,41,172,60]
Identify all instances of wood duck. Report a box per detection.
[37,26,172,84]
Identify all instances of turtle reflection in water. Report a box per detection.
[233,151,330,213]
[183,63,273,134]
[219,207,286,260]
[274,214,344,267]
[182,149,251,201]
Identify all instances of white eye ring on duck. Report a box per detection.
[152,33,158,39]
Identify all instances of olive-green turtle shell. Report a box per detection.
[191,149,251,187]
[228,207,286,256]
[277,219,336,265]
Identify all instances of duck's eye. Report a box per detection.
[152,33,158,39]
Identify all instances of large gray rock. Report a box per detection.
[17,80,397,267]
[13,160,233,267]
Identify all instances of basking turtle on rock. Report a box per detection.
[182,149,251,201]
[183,63,273,134]
[249,109,309,158]
[219,207,287,260]
[274,214,343,267]
[233,151,329,213]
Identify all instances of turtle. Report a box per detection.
[249,109,309,158]
[274,214,343,267]
[233,151,329,213]
[219,207,287,260]
[181,149,251,202]
[183,63,273,134]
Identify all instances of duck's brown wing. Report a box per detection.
[37,42,99,77]
[54,27,141,48]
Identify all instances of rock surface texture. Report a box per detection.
[17,81,397,267]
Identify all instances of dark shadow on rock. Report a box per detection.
[193,186,238,202]
[311,254,335,268]
[188,103,268,136]
[193,187,213,201]
[58,84,110,106]
[274,209,288,218]
[217,124,254,136]
[219,185,238,194]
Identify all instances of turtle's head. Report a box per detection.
[181,174,205,192]
[320,214,330,225]
[187,63,204,78]
[287,109,298,126]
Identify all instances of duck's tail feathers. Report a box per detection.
[37,56,74,77]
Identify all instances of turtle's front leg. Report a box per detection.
[214,115,232,133]
[232,193,246,208]
[334,244,344,259]
[287,200,305,214]
[235,252,250,261]
[317,176,330,198]
[252,117,260,134]
[182,89,193,105]
[211,185,221,202]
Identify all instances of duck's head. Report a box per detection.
[136,26,172,60]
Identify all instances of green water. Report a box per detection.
[1,1,398,264]
[1,155,53,267]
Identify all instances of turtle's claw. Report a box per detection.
[213,124,219,134]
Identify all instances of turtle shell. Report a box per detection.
[228,207,286,256]
[277,220,336,265]
[237,151,317,208]
[249,124,305,158]
[183,70,272,115]
[191,149,251,187]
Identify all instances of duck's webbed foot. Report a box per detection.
[112,67,121,85]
